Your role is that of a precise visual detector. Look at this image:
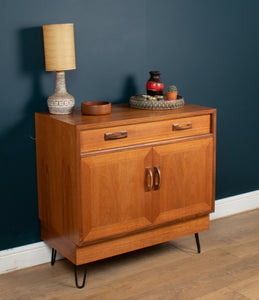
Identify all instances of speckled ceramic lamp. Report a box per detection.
[42,23,76,114]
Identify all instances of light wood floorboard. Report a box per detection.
[1,209,259,300]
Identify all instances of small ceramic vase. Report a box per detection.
[146,71,164,96]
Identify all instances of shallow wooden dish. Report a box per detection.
[81,101,111,115]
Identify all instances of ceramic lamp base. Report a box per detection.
[47,71,75,115]
[47,93,75,114]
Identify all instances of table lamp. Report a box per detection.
[42,23,76,114]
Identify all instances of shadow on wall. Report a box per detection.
[115,75,138,103]
[0,26,139,250]
[0,27,47,250]
[19,26,47,112]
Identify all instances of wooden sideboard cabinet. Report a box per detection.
[35,103,216,288]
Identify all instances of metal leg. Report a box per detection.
[195,233,201,254]
[74,264,87,289]
[51,248,57,266]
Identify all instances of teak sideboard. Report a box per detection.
[35,103,216,288]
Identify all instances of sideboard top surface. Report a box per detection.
[35,103,216,129]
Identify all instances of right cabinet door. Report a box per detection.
[152,137,214,224]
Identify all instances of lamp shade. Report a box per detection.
[42,23,76,71]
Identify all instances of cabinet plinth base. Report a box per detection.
[42,215,209,266]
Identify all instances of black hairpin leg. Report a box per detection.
[195,233,201,254]
[74,264,87,289]
[51,248,57,266]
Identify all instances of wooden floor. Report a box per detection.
[1,209,259,300]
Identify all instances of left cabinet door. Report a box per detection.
[80,147,153,243]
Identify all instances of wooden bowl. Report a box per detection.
[81,101,111,115]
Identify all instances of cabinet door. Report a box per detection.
[80,147,153,243]
[152,137,214,224]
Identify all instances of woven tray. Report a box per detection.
[129,95,184,110]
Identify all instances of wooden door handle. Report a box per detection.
[145,167,153,192]
[104,130,127,140]
[153,166,161,190]
[172,121,192,131]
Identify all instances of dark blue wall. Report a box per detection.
[1,0,258,251]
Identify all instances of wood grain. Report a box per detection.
[76,215,209,265]
[42,103,216,129]
[172,121,192,130]
[211,110,217,211]
[35,103,216,281]
[81,101,111,116]
[152,137,214,224]
[80,115,210,153]
[80,147,153,243]
[1,209,258,298]
[41,214,209,265]
[35,113,81,245]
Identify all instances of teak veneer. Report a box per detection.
[35,103,216,288]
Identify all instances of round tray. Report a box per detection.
[129,95,184,110]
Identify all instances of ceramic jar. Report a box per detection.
[146,71,164,96]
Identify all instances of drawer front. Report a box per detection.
[80,115,211,152]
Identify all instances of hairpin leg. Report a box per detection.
[51,248,57,266]
[74,264,87,289]
[195,233,201,253]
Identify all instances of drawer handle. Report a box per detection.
[145,167,153,192]
[104,130,127,140]
[173,121,192,131]
[153,166,161,190]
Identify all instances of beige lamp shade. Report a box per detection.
[43,23,76,71]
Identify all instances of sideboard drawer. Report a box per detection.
[80,115,211,152]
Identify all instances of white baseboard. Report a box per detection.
[210,190,259,220]
[1,189,258,275]
[0,241,63,275]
